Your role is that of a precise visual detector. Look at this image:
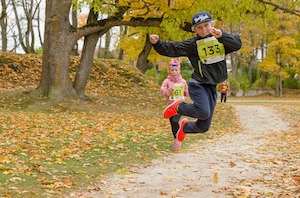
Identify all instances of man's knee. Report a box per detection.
[194,108,210,120]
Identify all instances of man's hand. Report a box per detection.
[209,28,222,38]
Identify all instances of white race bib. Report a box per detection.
[169,84,185,101]
[197,37,225,64]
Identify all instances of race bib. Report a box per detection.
[197,37,225,64]
[222,86,228,92]
[169,84,184,101]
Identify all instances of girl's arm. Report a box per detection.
[160,80,174,97]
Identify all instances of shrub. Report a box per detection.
[227,76,240,91]
[145,68,158,82]
[283,78,300,89]
[157,69,168,85]
[252,78,264,89]
[266,77,277,89]
[180,61,193,70]
[181,70,192,82]
[238,74,251,91]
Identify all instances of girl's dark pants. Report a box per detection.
[177,82,217,133]
[221,93,227,102]
[169,115,181,138]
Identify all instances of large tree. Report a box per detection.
[38,0,162,100]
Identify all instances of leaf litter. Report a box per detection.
[0,53,299,197]
[71,104,300,198]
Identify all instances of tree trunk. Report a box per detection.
[70,9,79,56]
[73,8,107,99]
[230,54,235,78]
[11,0,36,53]
[73,33,100,99]
[279,75,282,97]
[118,26,127,60]
[0,0,8,52]
[37,3,44,47]
[38,0,78,100]
[276,75,280,97]
[97,38,102,58]
[104,30,111,59]
[136,34,152,73]
[261,72,266,87]
[247,50,257,84]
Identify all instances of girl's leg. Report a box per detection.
[169,114,181,138]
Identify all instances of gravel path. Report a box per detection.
[70,105,295,198]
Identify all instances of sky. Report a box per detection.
[2,1,118,54]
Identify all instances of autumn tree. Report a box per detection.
[259,36,300,96]
[38,0,163,100]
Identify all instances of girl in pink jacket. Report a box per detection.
[160,59,189,149]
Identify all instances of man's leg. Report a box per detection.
[177,83,217,133]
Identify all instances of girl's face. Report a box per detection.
[193,21,214,37]
[169,66,180,77]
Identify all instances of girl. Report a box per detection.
[160,59,189,149]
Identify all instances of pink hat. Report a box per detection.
[169,59,180,70]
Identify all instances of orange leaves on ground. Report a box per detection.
[0,100,168,195]
[0,53,42,91]
[213,173,218,184]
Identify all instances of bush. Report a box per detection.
[181,70,192,82]
[284,78,300,89]
[227,76,240,91]
[157,69,168,85]
[252,78,264,89]
[266,77,277,89]
[180,61,193,70]
[238,74,251,91]
[145,68,158,81]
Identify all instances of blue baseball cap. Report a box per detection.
[192,12,212,26]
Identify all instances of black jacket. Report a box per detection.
[152,31,242,85]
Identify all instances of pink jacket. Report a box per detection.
[161,74,189,105]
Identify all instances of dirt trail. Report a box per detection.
[71,105,294,198]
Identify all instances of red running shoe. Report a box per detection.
[163,99,184,118]
[177,118,188,142]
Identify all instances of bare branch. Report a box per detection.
[256,0,300,17]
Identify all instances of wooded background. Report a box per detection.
[0,0,299,100]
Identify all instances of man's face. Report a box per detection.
[193,21,213,37]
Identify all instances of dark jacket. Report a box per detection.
[152,31,242,85]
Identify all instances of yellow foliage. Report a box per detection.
[258,58,280,74]
[130,1,145,9]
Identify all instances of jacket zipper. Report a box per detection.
[198,60,204,77]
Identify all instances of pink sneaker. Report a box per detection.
[172,139,181,149]
[163,99,184,118]
[177,119,188,142]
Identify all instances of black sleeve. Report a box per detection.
[152,38,194,57]
[218,32,242,54]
